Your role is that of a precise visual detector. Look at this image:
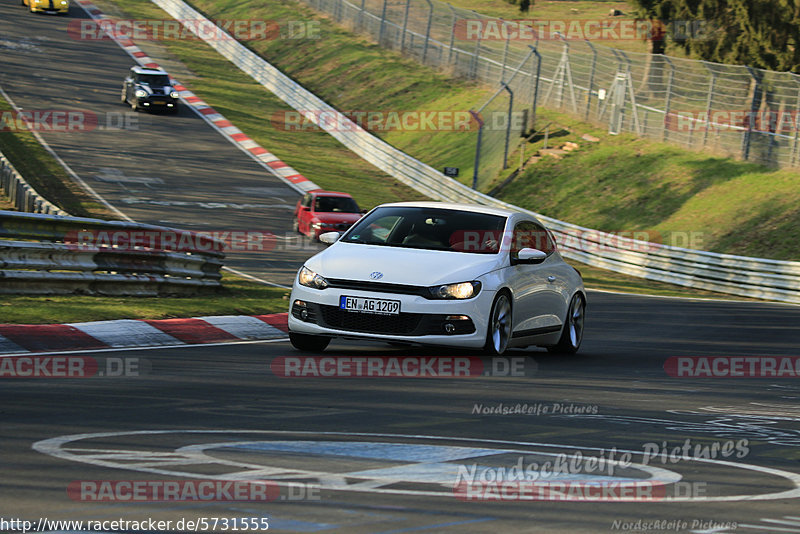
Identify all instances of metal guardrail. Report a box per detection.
[147,0,800,304]
[0,153,67,215]
[0,211,225,296]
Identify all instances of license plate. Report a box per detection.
[340,296,400,315]
[152,100,166,105]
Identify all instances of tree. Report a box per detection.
[628,0,800,72]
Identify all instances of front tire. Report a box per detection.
[289,332,330,352]
[548,293,585,354]
[484,292,512,355]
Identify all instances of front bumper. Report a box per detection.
[288,280,495,348]
[31,3,68,12]
[136,97,179,110]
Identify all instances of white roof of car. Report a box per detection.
[132,66,169,75]
[378,201,520,218]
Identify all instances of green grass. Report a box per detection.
[0,273,290,324]
[494,108,800,260]
[0,96,114,218]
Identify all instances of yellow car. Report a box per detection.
[22,0,69,14]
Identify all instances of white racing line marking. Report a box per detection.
[223,266,290,289]
[0,86,131,221]
[32,430,800,502]
[0,337,288,358]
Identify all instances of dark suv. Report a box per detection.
[121,66,180,113]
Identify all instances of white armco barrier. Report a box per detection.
[145,0,800,304]
[0,211,225,296]
[0,153,66,216]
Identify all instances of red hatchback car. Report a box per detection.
[293,191,364,240]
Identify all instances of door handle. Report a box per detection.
[547,276,556,282]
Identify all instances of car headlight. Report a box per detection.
[312,222,335,229]
[428,281,481,300]
[134,89,147,98]
[298,266,329,290]
[170,90,180,99]
[60,1,68,4]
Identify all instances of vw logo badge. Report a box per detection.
[370,271,384,280]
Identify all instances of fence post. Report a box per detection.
[334,0,343,22]
[529,45,541,132]
[662,55,674,142]
[422,0,433,63]
[358,0,366,31]
[470,14,482,80]
[701,62,716,149]
[447,3,457,64]
[742,67,762,161]
[379,0,388,45]
[791,78,800,167]
[621,50,641,135]
[502,83,514,169]
[585,39,597,121]
[500,21,510,82]
[400,0,411,52]
[470,110,485,189]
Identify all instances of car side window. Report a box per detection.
[510,221,555,261]
[301,194,312,208]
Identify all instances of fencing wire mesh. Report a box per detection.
[297,0,800,185]
[470,47,539,189]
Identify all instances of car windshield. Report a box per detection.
[341,206,506,254]
[314,196,360,213]
[137,74,170,87]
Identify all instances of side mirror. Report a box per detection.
[516,248,547,264]
[319,232,341,245]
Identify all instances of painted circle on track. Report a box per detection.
[33,430,800,502]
